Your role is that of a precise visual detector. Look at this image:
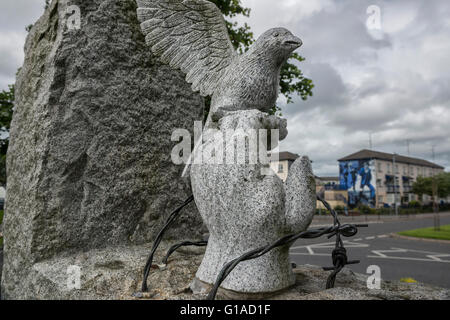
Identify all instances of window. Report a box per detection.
[395,165,399,174]
[387,163,391,173]
[278,164,284,173]
[403,166,407,174]
[378,162,382,172]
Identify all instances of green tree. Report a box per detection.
[209,0,254,54]
[210,0,314,115]
[412,176,432,200]
[412,173,450,200]
[0,85,14,187]
[436,172,450,198]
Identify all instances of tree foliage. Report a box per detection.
[209,0,314,115]
[208,0,254,54]
[412,173,450,199]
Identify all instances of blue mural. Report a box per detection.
[339,159,376,208]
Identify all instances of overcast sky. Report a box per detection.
[1,0,449,176]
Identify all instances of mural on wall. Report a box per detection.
[339,159,376,208]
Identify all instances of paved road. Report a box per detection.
[290,214,450,288]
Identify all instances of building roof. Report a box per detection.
[338,149,444,169]
[270,151,300,162]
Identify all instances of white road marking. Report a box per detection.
[371,248,407,258]
[378,235,388,238]
[369,247,450,263]
[367,255,450,263]
[290,252,330,257]
[391,247,449,255]
[290,240,369,252]
[290,240,450,264]
[427,254,450,262]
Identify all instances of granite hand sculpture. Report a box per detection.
[136,0,316,295]
[190,110,316,293]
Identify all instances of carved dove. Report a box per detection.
[136,0,302,121]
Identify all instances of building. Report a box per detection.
[270,152,347,209]
[316,176,340,188]
[269,151,300,182]
[316,176,348,209]
[338,149,445,208]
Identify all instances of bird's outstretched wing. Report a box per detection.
[136,0,237,96]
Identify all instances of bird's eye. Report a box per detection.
[273,32,279,37]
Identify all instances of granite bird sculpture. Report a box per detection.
[136,0,302,176]
[136,0,302,120]
[136,1,316,295]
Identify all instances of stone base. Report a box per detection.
[187,265,450,300]
[1,241,204,300]
[190,277,296,300]
[2,242,449,300]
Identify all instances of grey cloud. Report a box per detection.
[295,0,392,65]
[0,0,449,175]
[282,62,349,117]
[0,0,44,89]
[0,0,45,32]
[267,0,450,175]
[0,46,22,79]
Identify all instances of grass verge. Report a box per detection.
[398,224,450,241]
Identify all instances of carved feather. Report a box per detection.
[136,0,237,97]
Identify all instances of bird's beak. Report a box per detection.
[283,35,303,49]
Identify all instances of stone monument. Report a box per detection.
[136,0,316,294]
[1,0,204,299]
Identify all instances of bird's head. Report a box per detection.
[251,28,303,66]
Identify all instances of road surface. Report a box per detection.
[290,213,450,288]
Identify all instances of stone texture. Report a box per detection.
[1,0,204,299]
[190,110,316,293]
[153,260,450,301]
[2,241,447,300]
[2,241,202,300]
